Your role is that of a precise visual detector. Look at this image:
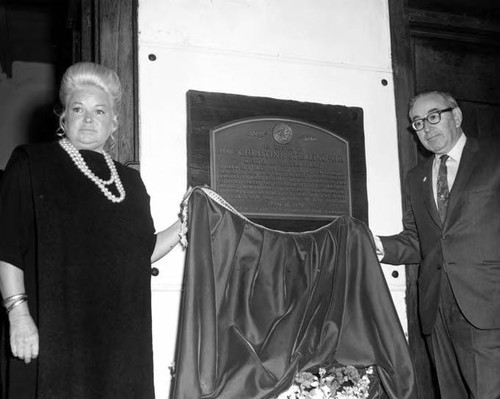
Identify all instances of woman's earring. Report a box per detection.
[56,122,66,138]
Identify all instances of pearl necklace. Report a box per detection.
[59,138,126,203]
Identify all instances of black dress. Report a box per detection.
[0,142,156,399]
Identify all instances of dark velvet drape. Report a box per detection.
[172,187,416,399]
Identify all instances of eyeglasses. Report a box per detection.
[411,107,454,131]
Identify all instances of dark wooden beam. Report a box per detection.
[81,0,96,61]
[0,0,12,77]
[1,1,61,4]
[410,9,500,46]
[95,0,138,165]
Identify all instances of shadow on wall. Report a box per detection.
[0,61,58,169]
[27,101,60,144]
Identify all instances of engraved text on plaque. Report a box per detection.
[210,118,351,219]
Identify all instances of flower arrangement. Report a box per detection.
[277,365,375,399]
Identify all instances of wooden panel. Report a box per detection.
[95,0,138,165]
[408,0,500,20]
[459,101,500,140]
[410,9,500,47]
[415,37,500,104]
[80,0,95,62]
[415,36,500,141]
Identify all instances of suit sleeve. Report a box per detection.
[378,175,421,265]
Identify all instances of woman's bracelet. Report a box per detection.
[2,293,28,308]
[5,297,28,314]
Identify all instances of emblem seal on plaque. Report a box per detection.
[272,123,293,144]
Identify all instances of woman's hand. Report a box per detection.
[0,262,38,363]
[182,186,193,204]
[150,186,194,263]
[8,303,39,364]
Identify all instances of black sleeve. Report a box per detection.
[0,148,35,270]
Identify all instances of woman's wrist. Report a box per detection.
[3,293,28,314]
[7,301,30,321]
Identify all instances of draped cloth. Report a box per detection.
[172,187,416,399]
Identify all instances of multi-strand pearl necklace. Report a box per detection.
[59,138,126,203]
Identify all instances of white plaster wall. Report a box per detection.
[138,1,406,396]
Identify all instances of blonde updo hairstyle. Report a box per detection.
[58,62,123,135]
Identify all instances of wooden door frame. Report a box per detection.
[0,1,12,77]
[387,1,432,398]
[388,1,500,397]
[68,0,139,167]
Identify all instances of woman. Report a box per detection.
[0,62,185,398]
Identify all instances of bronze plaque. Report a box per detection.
[210,118,351,219]
[187,90,367,230]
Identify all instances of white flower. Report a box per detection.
[309,387,327,398]
[277,384,300,399]
[277,365,374,399]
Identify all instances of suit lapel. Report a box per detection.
[445,138,480,223]
[421,158,442,227]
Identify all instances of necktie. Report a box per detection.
[437,154,450,222]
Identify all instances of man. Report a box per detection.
[375,91,500,398]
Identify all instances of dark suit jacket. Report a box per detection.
[380,137,500,335]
